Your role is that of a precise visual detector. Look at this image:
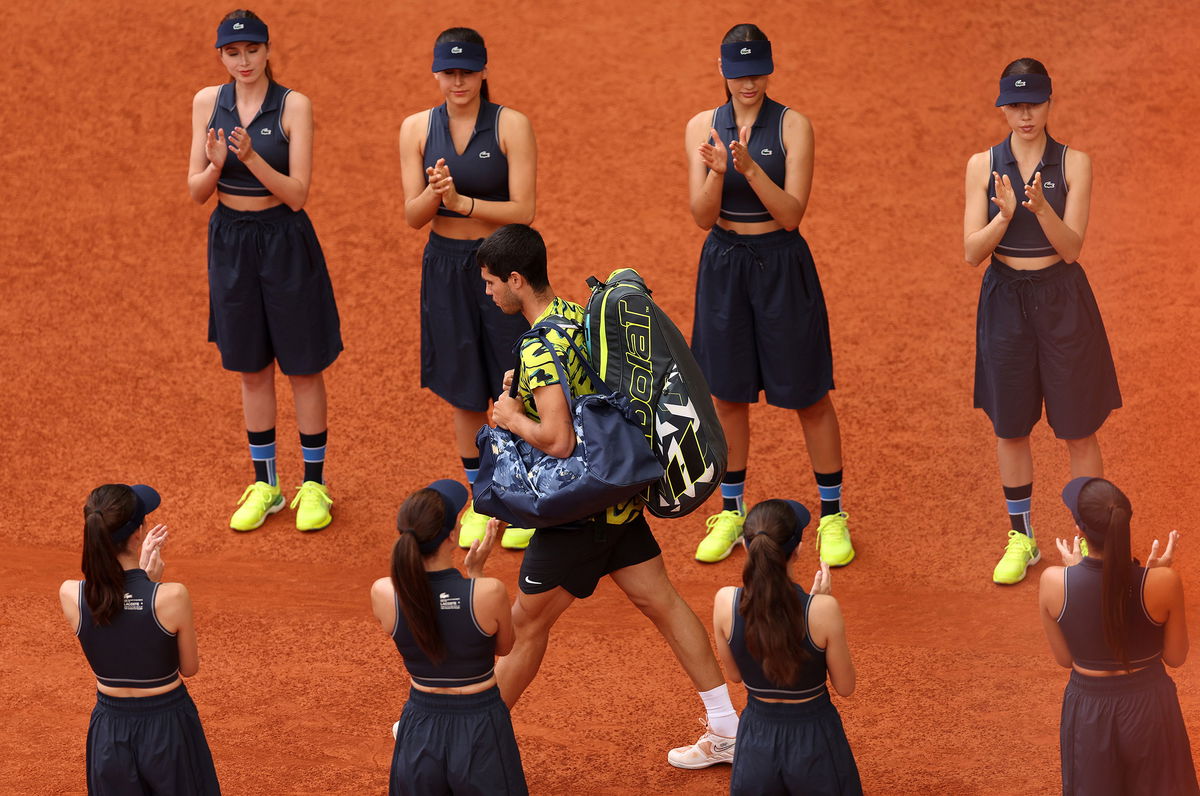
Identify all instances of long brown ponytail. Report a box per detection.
[1078,479,1135,669]
[81,485,137,626]
[740,500,808,685]
[392,489,448,663]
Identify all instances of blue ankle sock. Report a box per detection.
[248,428,277,486]
[815,470,843,517]
[721,470,746,514]
[1004,483,1033,537]
[300,430,327,484]
[462,456,481,486]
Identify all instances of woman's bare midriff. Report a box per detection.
[716,218,784,236]
[1072,663,1151,678]
[994,252,1063,271]
[97,677,183,698]
[431,215,499,241]
[217,192,284,212]
[411,675,498,695]
[751,689,824,704]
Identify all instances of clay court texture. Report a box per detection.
[2,0,1198,792]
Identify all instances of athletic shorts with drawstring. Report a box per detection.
[691,226,834,410]
[207,203,342,375]
[974,257,1121,439]
[420,231,531,412]
[1060,663,1198,795]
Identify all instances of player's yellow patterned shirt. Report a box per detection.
[517,296,641,525]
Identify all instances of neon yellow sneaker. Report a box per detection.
[230,482,284,532]
[290,481,333,532]
[696,510,745,563]
[458,505,488,548]
[816,512,855,567]
[501,527,536,550]
[993,530,1040,584]
[1079,538,1090,558]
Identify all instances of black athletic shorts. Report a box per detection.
[1060,663,1198,795]
[730,692,862,796]
[207,203,342,375]
[420,231,530,412]
[974,258,1121,439]
[391,686,527,796]
[87,684,220,795]
[518,513,661,599]
[692,226,834,410]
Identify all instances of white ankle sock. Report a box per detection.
[699,684,739,737]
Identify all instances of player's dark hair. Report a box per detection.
[81,485,137,626]
[740,500,809,685]
[220,9,274,81]
[435,27,490,103]
[1001,57,1049,78]
[720,24,769,102]
[392,489,448,663]
[477,224,550,291]
[1076,478,1135,670]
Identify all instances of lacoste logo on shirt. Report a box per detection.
[1043,180,1056,189]
[260,128,271,135]
[232,22,245,30]
[761,148,773,156]
[451,46,463,54]
[740,47,752,55]
[439,592,450,599]
[439,593,462,610]
[1015,79,1026,87]
[479,151,491,158]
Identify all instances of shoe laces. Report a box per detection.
[818,511,849,542]
[1002,529,1034,559]
[238,482,277,508]
[705,511,743,535]
[290,482,331,510]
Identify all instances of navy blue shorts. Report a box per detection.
[207,203,343,375]
[1060,664,1198,796]
[730,692,862,796]
[86,684,220,795]
[974,258,1121,439]
[518,513,661,599]
[420,231,530,412]
[390,686,527,796]
[692,226,834,410]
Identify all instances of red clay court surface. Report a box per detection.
[2,1,1198,793]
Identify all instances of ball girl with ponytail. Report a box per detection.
[58,484,220,794]
[369,480,525,795]
[712,499,861,795]
[1039,478,1196,795]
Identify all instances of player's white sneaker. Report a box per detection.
[666,721,736,769]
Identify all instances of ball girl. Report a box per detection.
[370,481,525,795]
[1039,478,1196,794]
[963,58,1121,584]
[398,28,537,551]
[59,484,220,794]
[685,24,854,567]
[712,499,861,794]
[188,10,342,533]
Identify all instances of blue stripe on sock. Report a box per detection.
[1006,497,1032,515]
[265,460,276,486]
[464,467,479,485]
[301,445,326,463]
[817,483,842,502]
[249,442,276,460]
[720,482,745,500]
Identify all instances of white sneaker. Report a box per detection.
[666,721,736,769]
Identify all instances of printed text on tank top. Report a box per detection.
[423,101,510,228]
[1056,557,1165,676]
[712,96,790,230]
[207,80,292,205]
[988,132,1070,267]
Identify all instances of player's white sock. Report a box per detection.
[699,683,738,737]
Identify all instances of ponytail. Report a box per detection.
[1077,479,1135,669]
[81,485,136,626]
[392,489,448,663]
[740,500,808,686]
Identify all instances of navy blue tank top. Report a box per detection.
[423,102,510,218]
[392,569,496,688]
[728,585,828,699]
[1057,558,1164,670]
[712,96,789,224]
[207,81,293,197]
[987,133,1070,258]
[76,569,180,689]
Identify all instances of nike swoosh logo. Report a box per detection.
[524,576,543,585]
[713,741,735,752]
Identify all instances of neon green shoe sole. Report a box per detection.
[817,512,855,567]
[230,482,284,532]
[290,481,333,532]
[696,510,745,563]
[993,530,1040,584]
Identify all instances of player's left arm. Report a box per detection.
[156,583,200,677]
[492,382,575,459]
[737,110,813,230]
[232,90,313,211]
[370,577,398,635]
[712,587,743,683]
[1027,148,1091,263]
[1038,567,1074,668]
